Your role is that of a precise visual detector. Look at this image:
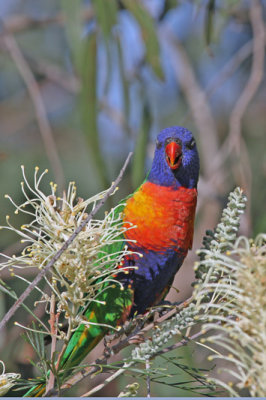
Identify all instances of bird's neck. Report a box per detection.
[147,163,197,189]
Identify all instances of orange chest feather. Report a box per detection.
[123,182,197,252]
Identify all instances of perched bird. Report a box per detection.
[25,126,199,396]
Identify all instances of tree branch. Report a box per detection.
[0,8,94,36]
[161,26,220,180]
[1,33,65,192]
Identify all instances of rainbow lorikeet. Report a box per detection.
[25,126,199,396]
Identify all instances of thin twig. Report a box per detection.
[1,33,65,192]
[46,294,57,395]
[208,0,265,235]
[99,98,135,138]
[161,26,220,180]
[211,0,265,175]
[0,152,133,333]
[24,55,80,94]
[81,362,133,397]
[0,7,94,36]
[228,0,265,231]
[205,39,253,100]
[146,359,151,397]
[228,0,265,153]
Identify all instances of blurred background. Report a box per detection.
[0,0,265,396]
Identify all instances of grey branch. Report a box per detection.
[1,33,65,192]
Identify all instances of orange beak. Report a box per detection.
[165,141,182,170]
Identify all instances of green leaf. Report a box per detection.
[91,0,118,42]
[159,0,178,21]
[60,0,84,72]
[61,1,109,191]
[121,0,164,80]
[91,0,119,95]
[205,0,216,46]
[80,32,110,191]
[116,35,130,126]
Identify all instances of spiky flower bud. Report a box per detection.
[192,187,266,396]
[131,303,197,361]
[194,187,247,303]
[199,234,266,397]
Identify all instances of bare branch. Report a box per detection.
[161,27,220,180]
[0,152,133,332]
[24,55,80,94]
[46,294,57,395]
[228,0,265,151]
[205,40,253,100]
[1,33,65,192]
[212,0,265,176]
[81,362,132,397]
[0,8,94,36]
[207,0,265,235]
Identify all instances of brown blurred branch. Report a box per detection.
[99,98,135,138]
[205,39,253,99]
[46,294,57,395]
[228,0,265,153]
[160,26,228,270]
[0,152,133,333]
[1,33,65,192]
[25,55,80,94]
[0,8,94,36]
[228,0,265,232]
[161,27,220,181]
[212,1,265,175]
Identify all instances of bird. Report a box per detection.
[24,126,199,397]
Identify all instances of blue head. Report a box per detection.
[148,126,200,188]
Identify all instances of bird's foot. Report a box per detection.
[157,300,182,307]
[156,300,182,316]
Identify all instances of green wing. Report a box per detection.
[60,197,134,368]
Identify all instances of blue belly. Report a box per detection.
[118,247,186,315]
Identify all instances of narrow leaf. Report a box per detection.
[121,0,164,80]
[80,32,110,191]
[91,0,118,42]
[205,0,216,46]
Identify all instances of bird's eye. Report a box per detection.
[186,139,195,149]
[156,140,162,149]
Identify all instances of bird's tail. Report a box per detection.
[23,326,106,397]
[23,382,46,398]
[23,284,133,397]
